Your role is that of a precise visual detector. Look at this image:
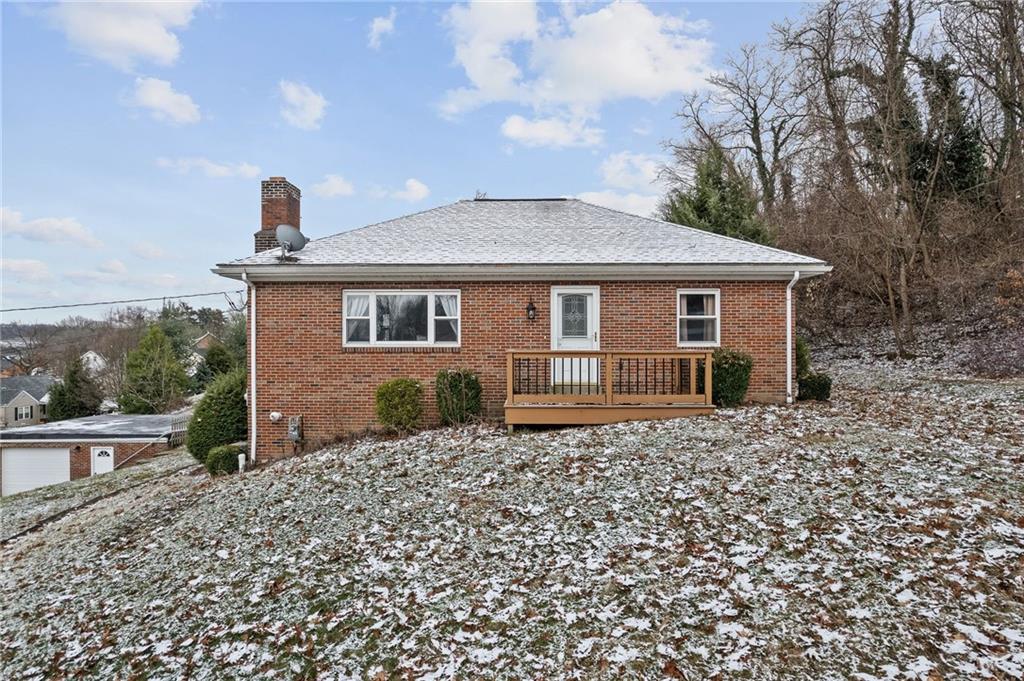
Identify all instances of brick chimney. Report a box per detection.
[255,177,301,253]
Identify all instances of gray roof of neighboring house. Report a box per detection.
[0,413,186,441]
[0,375,56,406]
[221,198,827,268]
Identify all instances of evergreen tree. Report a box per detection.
[659,145,772,245]
[119,326,190,414]
[190,343,237,393]
[47,357,102,421]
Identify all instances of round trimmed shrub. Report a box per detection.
[798,372,832,401]
[186,368,247,463]
[205,444,243,475]
[435,368,482,425]
[375,378,423,432]
[711,348,753,407]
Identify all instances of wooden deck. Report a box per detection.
[505,350,714,428]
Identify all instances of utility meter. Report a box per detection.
[287,415,303,442]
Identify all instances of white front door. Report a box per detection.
[91,447,115,475]
[551,286,600,389]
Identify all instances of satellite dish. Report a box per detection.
[275,224,308,257]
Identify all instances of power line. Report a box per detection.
[0,290,246,314]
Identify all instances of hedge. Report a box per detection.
[186,368,247,463]
[375,378,423,432]
[435,368,482,425]
[205,444,243,475]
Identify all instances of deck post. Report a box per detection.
[506,351,514,406]
[603,352,613,405]
[704,351,713,406]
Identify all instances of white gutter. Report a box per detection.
[786,270,801,404]
[242,271,257,465]
[212,262,833,283]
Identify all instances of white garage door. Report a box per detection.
[2,448,71,497]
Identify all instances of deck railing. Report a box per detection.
[506,350,713,406]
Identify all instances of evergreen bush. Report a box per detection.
[375,378,423,432]
[205,444,243,475]
[711,348,753,407]
[435,368,482,425]
[798,372,832,401]
[186,368,247,463]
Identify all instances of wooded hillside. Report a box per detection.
[661,0,1023,355]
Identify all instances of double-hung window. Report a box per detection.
[677,289,720,347]
[14,405,33,421]
[344,290,461,347]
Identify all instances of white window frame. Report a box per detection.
[343,289,461,348]
[677,288,721,348]
[14,405,33,421]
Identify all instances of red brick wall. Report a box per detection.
[0,440,170,488]
[250,281,796,461]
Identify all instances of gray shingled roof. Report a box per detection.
[0,375,56,406]
[224,199,825,267]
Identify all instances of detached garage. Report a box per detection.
[0,413,188,497]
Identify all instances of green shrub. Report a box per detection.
[205,444,243,475]
[375,378,423,432]
[795,336,811,379]
[711,348,753,407]
[435,368,482,425]
[186,368,247,463]
[798,372,832,401]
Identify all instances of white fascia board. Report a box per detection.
[0,437,168,444]
[212,263,832,283]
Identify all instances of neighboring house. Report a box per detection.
[192,332,221,352]
[80,350,108,376]
[185,332,222,377]
[214,177,831,465]
[0,375,56,429]
[0,412,189,496]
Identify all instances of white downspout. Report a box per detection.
[242,271,257,465]
[786,270,801,405]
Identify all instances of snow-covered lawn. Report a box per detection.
[1,357,1021,679]
[0,449,198,542]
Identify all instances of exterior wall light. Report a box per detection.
[526,301,537,320]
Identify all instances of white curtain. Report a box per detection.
[701,294,714,316]
[346,294,369,317]
[437,294,457,317]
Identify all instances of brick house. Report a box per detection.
[214,177,830,464]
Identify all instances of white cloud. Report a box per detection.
[157,157,261,178]
[126,77,200,125]
[1,206,103,249]
[279,80,328,130]
[576,190,661,217]
[2,258,53,283]
[384,178,430,202]
[47,1,200,71]
[368,7,397,50]
[442,2,714,146]
[500,114,603,148]
[99,259,127,274]
[130,241,168,260]
[312,174,356,198]
[600,151,664,190]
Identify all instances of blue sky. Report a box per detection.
[2,1,803,323]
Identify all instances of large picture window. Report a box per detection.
[344,290,461,347]
[677,289,720,347]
